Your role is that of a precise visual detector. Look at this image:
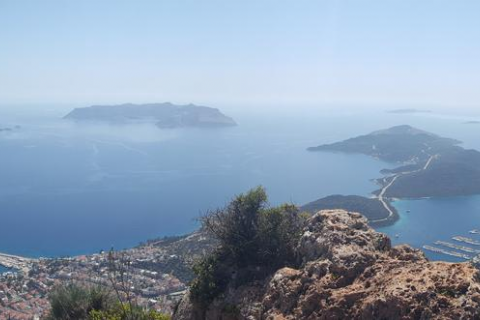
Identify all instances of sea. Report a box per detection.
[1,105,480,272]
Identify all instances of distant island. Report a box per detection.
[308,125,460,162]
[0,125,20,132]
[387,108,432,114]
[464,120,480,125]
[64,103,237,129]
[309,125,480,199]
[301,195,398,227]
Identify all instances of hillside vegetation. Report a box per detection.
[189,187,308,308]
[174,208,480,320]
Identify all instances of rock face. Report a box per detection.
[173,210,480,320]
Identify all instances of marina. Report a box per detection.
[433,241,480,254]
[452,236,480,246]
[422,245,471,260]
[419,228,480,261]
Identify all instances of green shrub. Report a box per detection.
[46,283,113,320]
[89,304,170,320]
[191,187,306,306]
[189,253,230,307]
[46,283,170,320]
[257,203,304,267]
[200,186,268,265]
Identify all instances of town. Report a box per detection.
[0,232,215,319]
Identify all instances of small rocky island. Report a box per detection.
[388,108,432,114]
[309,125,480,199]
[64,103,237,128]
[0,125,20,132]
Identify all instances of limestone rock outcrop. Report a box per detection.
[174,210,480,320]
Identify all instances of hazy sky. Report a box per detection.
[1,0,480,109]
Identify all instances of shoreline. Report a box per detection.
[3,191,480,265]
[0,252,37,273]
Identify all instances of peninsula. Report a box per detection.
[301,195,398,227]
[308,125,480,199]
[64,103,237,128]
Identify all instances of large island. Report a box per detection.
[64,103,237,129]
[306,125,480,225]
[309,125,480,198]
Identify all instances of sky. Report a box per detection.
[1,0,480,109]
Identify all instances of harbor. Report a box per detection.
[452,236,480,246]
[422,245,472,260]
[420,230,480,262]
[0,252,37,273]
[434,241,480,254]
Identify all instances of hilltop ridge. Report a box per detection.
[173,210,480,320]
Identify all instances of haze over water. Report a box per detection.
[1,106,480,264]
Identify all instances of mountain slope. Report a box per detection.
[309,125,480,198]
[173,210,480,320]
[308,125,459,163]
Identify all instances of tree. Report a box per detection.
[45,251,171,320]
[46,282,170,320]
[191,186,306,306]
[46,283,112,320]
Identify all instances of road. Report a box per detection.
[371,153,437,224]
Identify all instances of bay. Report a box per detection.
[1,107,480,260]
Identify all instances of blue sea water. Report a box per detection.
[380,197,480,262]
[1,106,480,260]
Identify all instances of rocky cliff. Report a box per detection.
[173,210,480,320]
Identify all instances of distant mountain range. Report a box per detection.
[64,103,237,129]
[309,125,480,198]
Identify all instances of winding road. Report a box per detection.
[371,153,437,224]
